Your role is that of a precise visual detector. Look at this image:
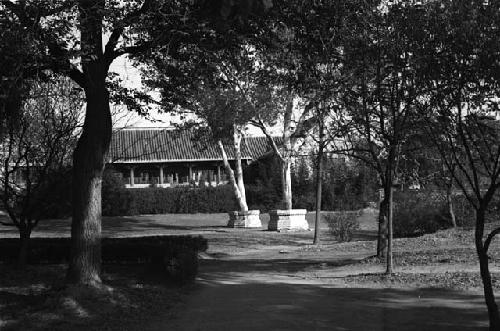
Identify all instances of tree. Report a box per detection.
[191,87,254,213]
[413,1,500,328]
[0,77,81,265]
[1,0,272,286]
[141,34,271,214]
[251,0,360,219]
[338,3,424,272]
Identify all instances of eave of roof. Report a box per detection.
[108,128,281,164]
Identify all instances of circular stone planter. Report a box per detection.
[227,210,262,228]
[268,209,309,231]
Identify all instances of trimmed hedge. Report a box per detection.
[103,186,238,216]
[0,236,208,282]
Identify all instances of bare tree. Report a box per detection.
[337,4,423,274]
[0,77,82,265]
[413,1,500,328]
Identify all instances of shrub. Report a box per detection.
[33,166,73,219]
[246,182,281,211]
[325,211,360,242]
[393,191,449,237]
[450,193,500,227]
[451,194,476,227]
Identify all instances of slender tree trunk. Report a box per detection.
[218,140,248,212]
[446,180,457,228]
[377,193,388,258]
[313,125,325,245]
[475,209,500,330]
[66,86,112,286]
[386,182,394,274]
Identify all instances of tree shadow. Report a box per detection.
[0,263,188,331]
[200,257,364,275]
[170,281,488,330]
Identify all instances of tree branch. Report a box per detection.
[484,226,500,254]
[104,0,155,65]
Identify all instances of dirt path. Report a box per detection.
[141,254,489,331]
[132,209,492,330]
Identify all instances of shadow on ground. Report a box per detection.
[164,282,488,331]
[199,257,365,275]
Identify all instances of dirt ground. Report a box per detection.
[1,209,499,330]
[148,210,496,330]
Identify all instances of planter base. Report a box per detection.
[268,209,308,231]
[227,210,262,228]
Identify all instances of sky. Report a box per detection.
[108,55,176,128]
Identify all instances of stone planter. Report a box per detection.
[227,210,262,228]
[268,209,309,231]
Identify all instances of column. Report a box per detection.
[216,164,221,185]
[129,167,135,186]
[159,166,164,185]
[189,165,193,182]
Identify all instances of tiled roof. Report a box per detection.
[108,128,280,164]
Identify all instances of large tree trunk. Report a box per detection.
[476,209,500,330]
[218,139,248,212]
[66,86,112,286]
[66,0,112,286]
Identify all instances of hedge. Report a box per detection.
[0,235,208,282]
[103,186,238,216]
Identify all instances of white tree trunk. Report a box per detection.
[218,137,248,212]
[282,160,292,210]
[281,97,294,210]
[233,130,248,211]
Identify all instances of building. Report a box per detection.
[107,128,277,188]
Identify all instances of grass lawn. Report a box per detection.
[0,208,498,330]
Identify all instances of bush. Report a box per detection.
[393,191,450,237]
[325,211,360,242]
[246,182,281,211]
[0,236,208,282]
[390,190,500,238]
[33,166,73,219]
